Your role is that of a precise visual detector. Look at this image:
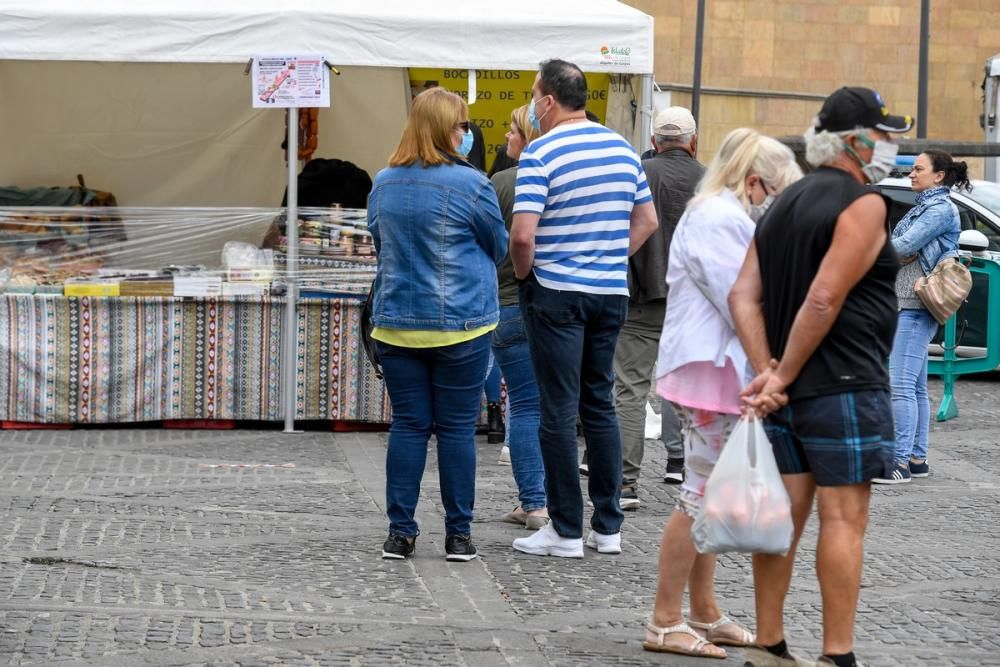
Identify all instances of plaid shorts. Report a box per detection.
[763,389,895,486]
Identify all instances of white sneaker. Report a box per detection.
[512,523,584,558]
[497,446,511,465]
[584,530,622,554]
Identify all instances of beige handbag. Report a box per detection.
[914,257,972,325]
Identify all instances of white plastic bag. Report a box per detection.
[692,414,793,555]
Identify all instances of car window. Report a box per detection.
[878,187,917,230]
[966,207,1000,251]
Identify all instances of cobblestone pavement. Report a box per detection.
[0,375,997,666]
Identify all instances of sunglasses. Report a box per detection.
[457,121,471,132]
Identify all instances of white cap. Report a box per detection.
[653,106,696,137]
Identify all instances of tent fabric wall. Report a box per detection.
[0,1,653,204]
[0,0,654,74]
[0,62,407,206]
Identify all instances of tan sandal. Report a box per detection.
[688,614,755,647]
[642,621,726,658]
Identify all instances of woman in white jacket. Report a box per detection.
[643,128,802,659]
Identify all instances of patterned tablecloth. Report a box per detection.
[0,295,390,424]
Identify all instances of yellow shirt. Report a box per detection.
[371,324,496,348]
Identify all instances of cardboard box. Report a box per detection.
[173,276,223,297]
[64,281,120,297]
[222,282,268,296]
[119,279,175,297]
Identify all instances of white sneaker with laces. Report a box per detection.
[512,523,583,558]
[584,530,622,554]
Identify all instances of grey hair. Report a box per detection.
[803,118,868,167]
[654,131,694,148]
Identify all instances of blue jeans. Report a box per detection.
[485,354,502,403]
[519,276,627,539]
[890,308,938,463]
[491,305,547,512]
[377,334,491,537]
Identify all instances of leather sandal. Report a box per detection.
[642,621,726,658]
[500,508,527,525]
[688,614,755,647]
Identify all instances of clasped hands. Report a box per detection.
[740,358,790,418]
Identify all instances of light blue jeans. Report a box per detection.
[491,306,546,511]
[890,308,939,463]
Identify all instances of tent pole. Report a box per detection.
[282,106,300,433]
[640,74,654,149]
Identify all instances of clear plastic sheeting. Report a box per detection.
[0,206,375,299]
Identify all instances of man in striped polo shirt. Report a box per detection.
[510,59,658,558]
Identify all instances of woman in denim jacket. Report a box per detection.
[874,150,969,485]
[368,87,508,560]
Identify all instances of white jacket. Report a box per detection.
[655,188,754,383]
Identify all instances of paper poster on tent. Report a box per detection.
[251,55,330,108]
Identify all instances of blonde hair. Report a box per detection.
[389,87,467,167]
[690,128,801,210]
[510,104,541,145]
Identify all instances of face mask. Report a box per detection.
[528,96,550,131]
[847,134,899,184]
[456,128,474,157]
[749,194,775,222]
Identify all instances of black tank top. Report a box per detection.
[754,167,899,401]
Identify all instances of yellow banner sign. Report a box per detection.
[408,68,610,172]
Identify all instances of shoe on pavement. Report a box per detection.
[584,530,622,554]
[497,445,511,465]
[743,645,816,666]
[872,463,911,485]
[512,523,583,558]
[487,402,505,444]
[620,483,640,511]
[663,458,684,484]
[382,533,415,560]
[817,657,867,667]
[908,458,929,477]
[445,534,478,562]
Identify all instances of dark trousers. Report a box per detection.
[519,275,627,539]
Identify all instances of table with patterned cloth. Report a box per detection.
[0,294,390,424]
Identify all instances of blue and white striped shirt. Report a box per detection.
[513,121,651,295]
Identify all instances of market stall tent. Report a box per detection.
[0,0,655,205]
[0,0,655,430]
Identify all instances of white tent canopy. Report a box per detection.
[0,0,653,73]
[0,1,655,207]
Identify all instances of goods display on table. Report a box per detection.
[0,207,375,298]
[0,205,388,425]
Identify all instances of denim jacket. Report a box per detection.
[367,158,508,331]
[891,186,960,275]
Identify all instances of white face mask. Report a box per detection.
[749,194,775,222]
[848,135,899,184]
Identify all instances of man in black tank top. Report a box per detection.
[729,87,913,667]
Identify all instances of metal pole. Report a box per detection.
[917,0,930,138]
[282,107,299,433]
[691,0,706,126]
[639,74,654,150]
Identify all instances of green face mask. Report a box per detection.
[844,134,899,184]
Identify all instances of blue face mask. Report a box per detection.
[528,96,550,131]
[457,128,474,157]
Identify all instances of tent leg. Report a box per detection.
[639,74,653,149]
[282,107,300,433]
